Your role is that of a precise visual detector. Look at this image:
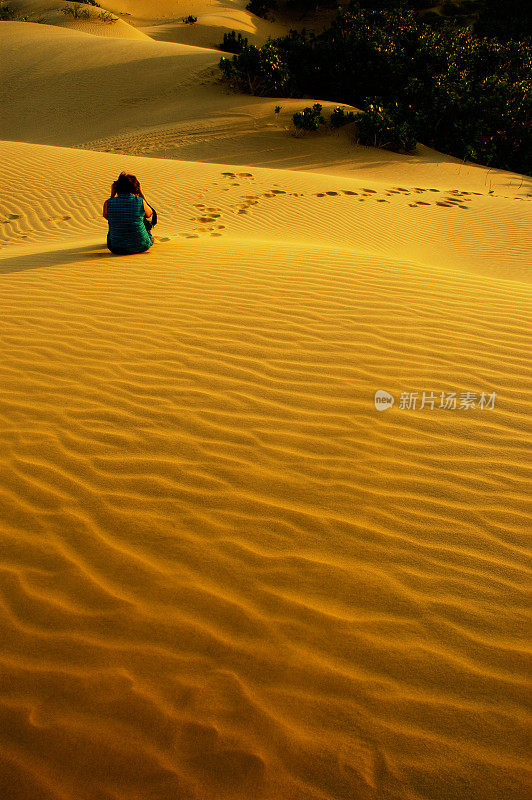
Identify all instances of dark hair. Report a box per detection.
[114,172,141,194]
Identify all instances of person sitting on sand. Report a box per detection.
[103,172,154,255]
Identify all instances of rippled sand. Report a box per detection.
[1,13,531,800]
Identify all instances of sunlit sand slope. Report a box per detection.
[3,0,278,47]
[1,141,530,280]
[2,0,151,38]
[0,141,531,800]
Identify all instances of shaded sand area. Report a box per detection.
[1,10,532,800]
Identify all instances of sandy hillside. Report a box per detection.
[1,0,150,38]
[4,0,283,47]
[0,8,531,800]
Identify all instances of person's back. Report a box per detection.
[104,173,154,255]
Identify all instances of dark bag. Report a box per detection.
[144,204,157,232]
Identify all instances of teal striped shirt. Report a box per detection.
[107,194,153,254]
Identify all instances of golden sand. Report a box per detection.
[0,9,531,800]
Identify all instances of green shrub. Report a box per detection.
[98,9,118,22]
[62,4,91,18]
[219,42,293,95]
[219,30,249,53]
[330,106,356,127]
[182,14,197,23]
[356,103,417,152]
[293,103,326,130]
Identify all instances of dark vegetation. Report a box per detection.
[220,1,532,173]
[293,103,326,130]
[219,30,249,53]
[0,2,15,19]
[62,4,91,18]
[330,106,356,128]
[246,0,277,19]
[1,0,100,21]
[182,15,198,23]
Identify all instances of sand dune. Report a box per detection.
[0,8,531,800]
[5,0,279,47]
[2,0,151,38]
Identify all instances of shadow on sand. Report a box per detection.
[0,242,150,274]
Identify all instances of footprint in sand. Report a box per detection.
[237,209,248,215]
[359,198,366,202]
[428,189,440,193]
[342,190,357,195]
[237,173,253,178]
[8,213,22,219]
[216,225,225,229]
[436,202,453,207]
[221,172,236,178]
[210,233,222,237]
[363,188,377,193]
[154,236,170,242]
[271,190,286,195]
[196,216,217,223]
[185,234,199,238]
[325,191,338,196]
[416,201,430,206]
[376,199,388,203]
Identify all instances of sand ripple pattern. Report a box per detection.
[0,142,531,800]
[0,234,531,800]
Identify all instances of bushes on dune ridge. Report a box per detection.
[62,3,91,18]
[219,3,532,173]
[293,103,326,130]
[219,31,249,53]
